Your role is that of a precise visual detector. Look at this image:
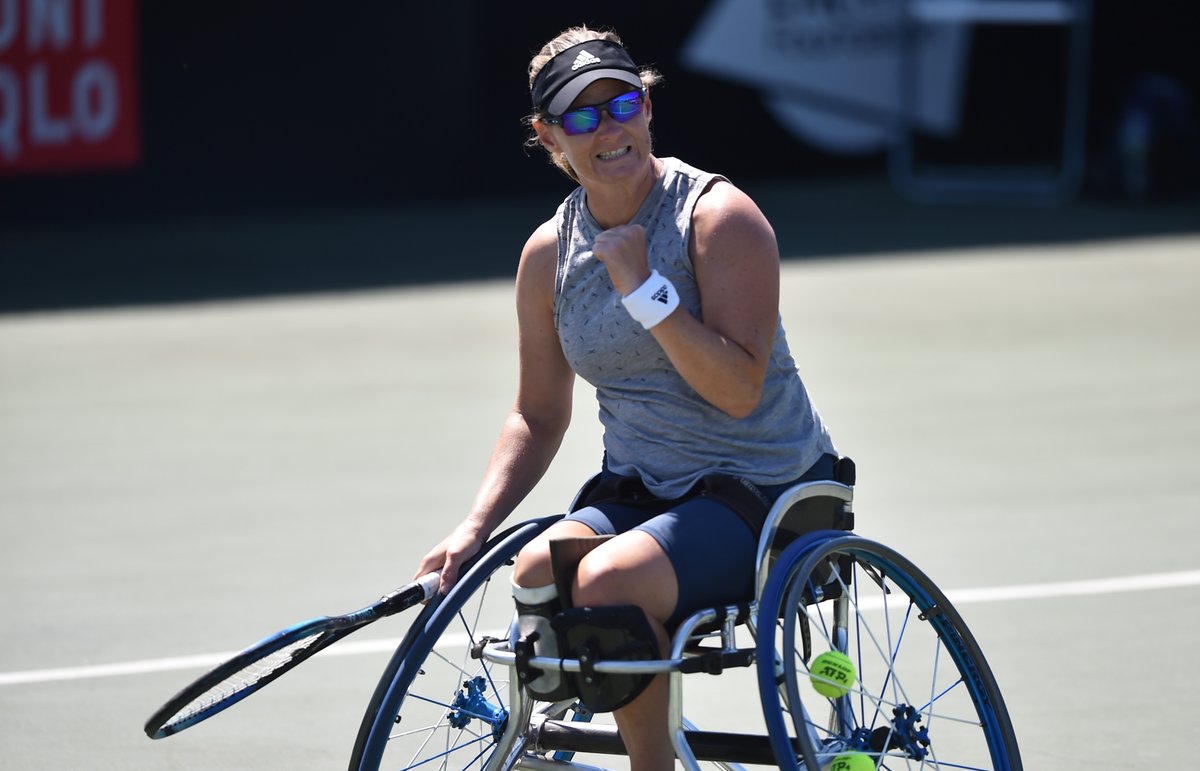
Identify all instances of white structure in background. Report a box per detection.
[681,0,972,155]
[683,0,1093,203]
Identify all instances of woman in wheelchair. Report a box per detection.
[415,25,838,771]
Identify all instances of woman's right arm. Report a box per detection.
[415,220,575,594]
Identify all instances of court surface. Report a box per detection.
[2,234,1198,769]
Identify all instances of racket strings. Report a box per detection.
[163,633,324,730]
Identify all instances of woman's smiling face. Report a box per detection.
[537,79,654,188]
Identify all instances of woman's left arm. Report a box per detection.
[661,181,780,417]
[596,180,781,418]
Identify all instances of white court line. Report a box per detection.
[2,569,1199,687]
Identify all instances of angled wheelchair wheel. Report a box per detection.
[349,515,561,771]
[757,534,1022,770]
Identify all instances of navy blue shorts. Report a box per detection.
[564,454,836,627]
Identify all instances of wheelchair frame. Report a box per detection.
[349,479,1022,771]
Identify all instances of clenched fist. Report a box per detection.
[593,224,651,296]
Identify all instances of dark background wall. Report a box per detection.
[1,1,1197,310]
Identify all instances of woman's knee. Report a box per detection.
[512,536,554,588]
[572,533,678,623]
[571,555,624,605]
[512,521,598,589]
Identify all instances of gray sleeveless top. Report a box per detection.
[553,157,836,498]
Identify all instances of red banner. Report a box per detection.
[0,0,140,175]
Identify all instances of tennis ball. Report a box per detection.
[827,752,873,771]
[809,650,855,698]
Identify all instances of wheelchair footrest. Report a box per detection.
[678,648,755,675]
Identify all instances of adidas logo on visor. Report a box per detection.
[571,50,602,71]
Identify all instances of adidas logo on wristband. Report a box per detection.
[622,270,680,329]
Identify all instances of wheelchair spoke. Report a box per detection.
[457,590,510,713]
[405,733,493,771]
[427,648,477,682]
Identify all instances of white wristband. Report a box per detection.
[620,269,680,329]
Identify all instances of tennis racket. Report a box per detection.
[144,572,441,739]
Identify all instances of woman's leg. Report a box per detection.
[572,531,679,771]
[512,498,753,771]
[511,520,607,701]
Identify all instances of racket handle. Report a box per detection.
[415,571,441,601]
[379,572,442,611]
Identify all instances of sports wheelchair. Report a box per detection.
[349,465,1021,770]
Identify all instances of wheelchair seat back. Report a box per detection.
[753,458,855,604]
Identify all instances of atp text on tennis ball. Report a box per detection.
[827,752,873,771]
[809,650,855,698]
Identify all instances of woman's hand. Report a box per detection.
[414,521,487,597]
[593,224,650,296]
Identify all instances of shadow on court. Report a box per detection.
[2,177,1197,313]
